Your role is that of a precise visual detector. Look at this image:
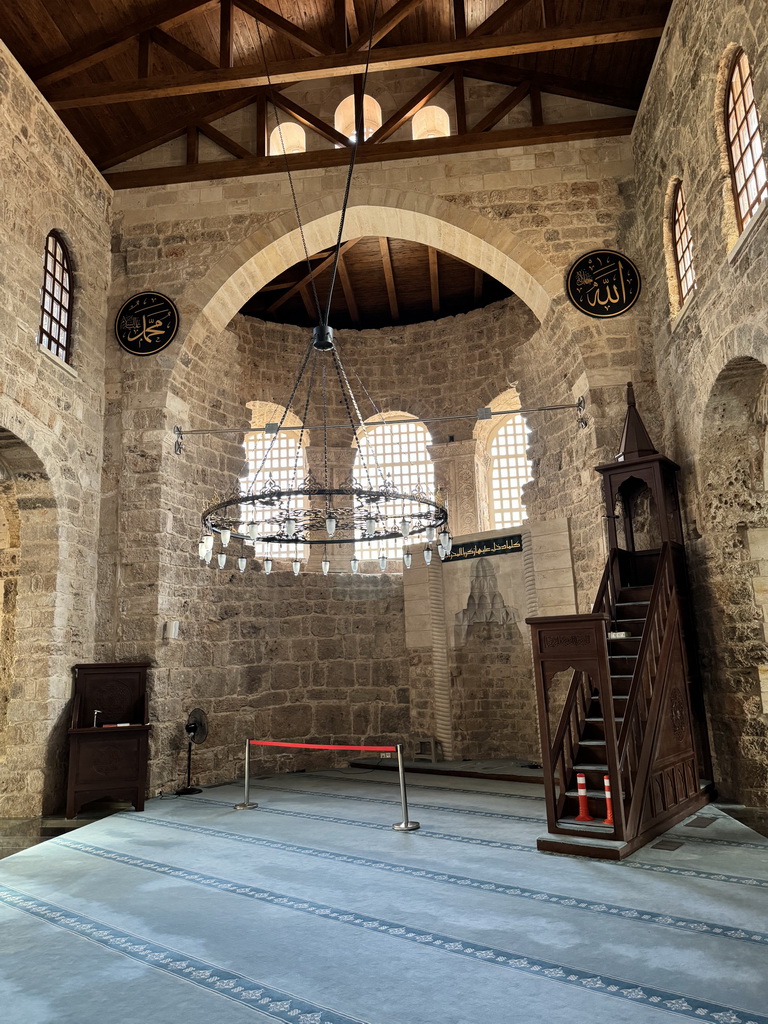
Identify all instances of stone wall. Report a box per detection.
[629,0,768,804]
[0,41,111,815]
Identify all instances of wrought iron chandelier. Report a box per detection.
[198,325,450,576]
[197,3,450,577]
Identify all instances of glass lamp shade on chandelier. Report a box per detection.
[198,326,452,576]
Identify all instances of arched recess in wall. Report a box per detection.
[0,421,62,818]
[693,355,768,802]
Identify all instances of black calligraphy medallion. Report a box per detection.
[115,292,179,355]
[566,250,641,319]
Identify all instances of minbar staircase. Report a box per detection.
[527,544,709,860]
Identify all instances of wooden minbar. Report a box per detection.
[66,662,151,819]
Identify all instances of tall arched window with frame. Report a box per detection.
[672,181,696,306]
[37,231,74,363]
[354,414,434,561]
[242,404,306,561]
[725,49,768,233]
[488,414,532,528]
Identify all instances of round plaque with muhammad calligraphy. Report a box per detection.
[566,250,641,319]
[115,291,179,355]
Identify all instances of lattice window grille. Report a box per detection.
[727,51,768,231]
[673,182,696,305]
[489,416,532,528]
[242,431,306,558]
[355,419,435,559]
[38,232,73,363]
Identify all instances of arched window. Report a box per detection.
[334,94,382,142]
[725,50,768,232]
[354,414,434,560]
[37,231,73,363]
[489,415,532,527]
[412,105,450,140]
[269,122,306,155]
[243,403,306,560]
[672,181,696,306]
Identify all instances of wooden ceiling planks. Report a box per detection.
[241,235,512,330]
[0,0,671,180]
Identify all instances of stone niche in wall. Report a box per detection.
[402,520,577,762]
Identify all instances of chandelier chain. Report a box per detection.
[322,0,381,329]
[252,21,323,323]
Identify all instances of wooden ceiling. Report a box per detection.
[240,235,513,329]
[0,0,672,189]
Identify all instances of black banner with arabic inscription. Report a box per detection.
[443,534,523,562]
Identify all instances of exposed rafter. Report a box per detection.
[379,238,399,321]
[105,114,635,188]
[44,15,668,109]
[267,239,361,313]
[347,0,428,52]
[470,0,536,38]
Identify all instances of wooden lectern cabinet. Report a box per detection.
[66,663,152,819]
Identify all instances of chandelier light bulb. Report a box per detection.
[238,557,247,572]
[426,526,436,543]
[322,558,330,575]
[445,534,453,554]
[379,554,387,571]
[249,524,259,542]
[198,541,206,559]
[263,557,272,575]
[424,547,432,565]
[366,515,376,538]
[204,549,213,564]
[439,528,449,550]
[286,517,296,539]
[403,552,412,569]
[204,534,214,552]
[400,517,411,538]
[292,558,301,576]
[437,544,446,561]
[217,553,227,569]
[325,514,337,538]
[350,557,359,573]
[220,528,231,548]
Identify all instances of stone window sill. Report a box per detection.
[37,342,78,379]
[670,291,698,333]
[728,197,768,266]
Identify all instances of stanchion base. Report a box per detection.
[392,820,420,831]
[234,802,258,810]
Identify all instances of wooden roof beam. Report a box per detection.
[268,239,361,313]
[347,0,428,53]
[267,91,350,148]
[46,15,668,108]
[456,60,644,109]
[97,88,266,169]
[472,80,530,133]
[33,0,218,87]
[470,0,536,38]
[337,257,360,325]
[368,68,454,143]
[105,114,636,188]
[149,27,218,71]
[233,0,332,56]
[198,122,253,158]
[379,238,399,321]
[428,247,440,317]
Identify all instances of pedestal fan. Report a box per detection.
[176,708,208,795]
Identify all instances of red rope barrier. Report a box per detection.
[248,740,397,752]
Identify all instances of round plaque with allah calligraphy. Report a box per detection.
[566,250,641,319]
[115,291,179,355]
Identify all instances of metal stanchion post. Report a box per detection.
[392,743,420,832]
[234,737,258,810]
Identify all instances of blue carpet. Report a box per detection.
[1,770,767,1024]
